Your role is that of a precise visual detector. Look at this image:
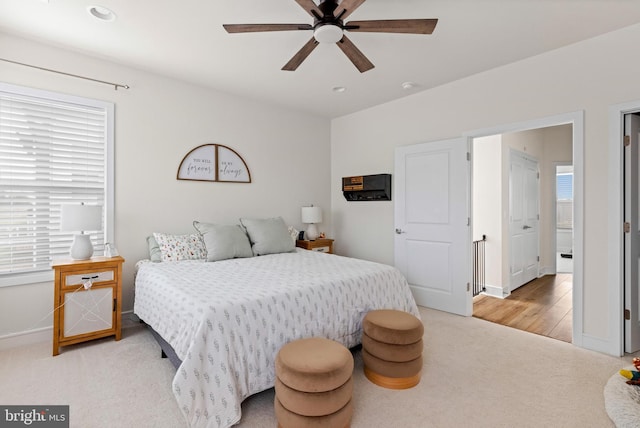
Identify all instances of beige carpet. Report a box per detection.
[0,307,636,428]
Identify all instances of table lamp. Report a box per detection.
[301,205,322,241]
[60,203,102,260]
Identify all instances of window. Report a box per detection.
[556,169,573,230]
[0,82,114,286]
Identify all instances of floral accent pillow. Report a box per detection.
[152,232,207,262]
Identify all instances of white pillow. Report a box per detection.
[239,217,295,256]
[152,232,207,262]
[193,221,253,262]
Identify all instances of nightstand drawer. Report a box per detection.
[296,238,334,254]
[64,269,115,287]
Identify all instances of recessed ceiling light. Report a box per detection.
[88,5,116,22]
[401,81,419,90]
[332,86,346,93]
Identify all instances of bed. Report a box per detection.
[133,220,419,428]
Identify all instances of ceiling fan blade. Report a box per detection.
[282,38,319,71]
[336,35,374,73]
[223,23,312,33]
[345,19,438,34]
[334,0,366,20]
[295,0,323,18]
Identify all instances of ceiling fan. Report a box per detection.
[223,0,438,73]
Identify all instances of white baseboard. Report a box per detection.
[0,310,137,351]
[0,327,51,351]
[539,266,554,276]
[483,284,507,298]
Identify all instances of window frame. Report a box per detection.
[0,82,114,287]
[556,171,574,230]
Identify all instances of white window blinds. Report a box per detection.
[0,83,113,285]
[556,173,573,201]
[556,173,573,229]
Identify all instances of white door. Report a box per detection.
[394,138,471,316]
[509,149,539,291]
[624,113,640,353]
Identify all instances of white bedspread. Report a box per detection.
[134,249,419,428]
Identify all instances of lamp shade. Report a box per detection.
[60,204,102,260]
[61,204,102,232]
[301,206,322,224]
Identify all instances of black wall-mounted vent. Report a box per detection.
[342,174,391,201]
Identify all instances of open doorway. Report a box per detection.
[471,124,574,343]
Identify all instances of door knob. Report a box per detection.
[395,228,406,234]
[523,225,532,230]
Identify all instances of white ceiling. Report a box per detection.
[2,0,640,118]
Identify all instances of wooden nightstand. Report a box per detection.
[51,256,124,356]
[296,238,334,254]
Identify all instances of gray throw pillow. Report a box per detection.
[239,217,295,256]
[147,235,162,262]
[193,221,253,261]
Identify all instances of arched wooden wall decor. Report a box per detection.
[177,144,251,183]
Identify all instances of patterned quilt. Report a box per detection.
[133,249,419,428]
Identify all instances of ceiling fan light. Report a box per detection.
[314,25,343,44]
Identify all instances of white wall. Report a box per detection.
[331,23,640,347]
[0,34,331,341]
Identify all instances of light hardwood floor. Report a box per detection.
[473,273,573,343]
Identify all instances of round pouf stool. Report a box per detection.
[362,309,424,389]
[275,337,354,428]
